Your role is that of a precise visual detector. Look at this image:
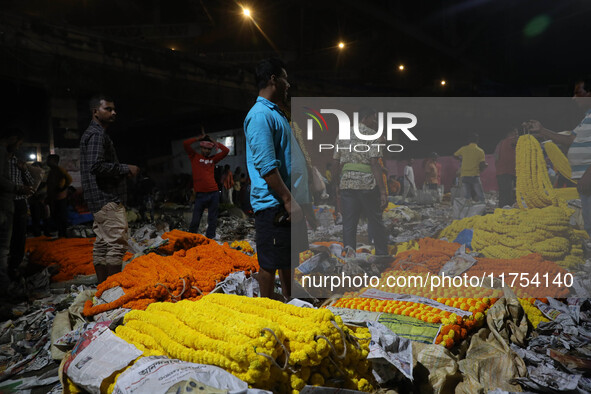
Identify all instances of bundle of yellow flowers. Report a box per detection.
[230,240,255,255]
[440,205,586,268]
[115,294,374,393]
[544,140,574,182]
[515,134,563,209]
[519,298,550,329]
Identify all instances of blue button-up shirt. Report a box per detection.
[244,97,292,212]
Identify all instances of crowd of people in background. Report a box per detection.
[2,71,590,301]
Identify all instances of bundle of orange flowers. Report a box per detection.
[25,236,132,282]
[158,229,209,255]
[390,238,462,273]
[83,234,259,316]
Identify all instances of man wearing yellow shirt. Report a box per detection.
[454,133,488,202]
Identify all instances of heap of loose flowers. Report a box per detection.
[26,236,132,282]
[83,236,258,316]
[115,294,374,393]
[440,205,586,268]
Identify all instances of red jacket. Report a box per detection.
[183,138,229,192]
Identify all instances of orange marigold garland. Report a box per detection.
[26,236,133,282]
[83,235,259,316]
[158,229,210,255]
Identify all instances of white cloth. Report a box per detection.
[403,165,416,188]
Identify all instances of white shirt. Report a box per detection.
[404,165,415,187]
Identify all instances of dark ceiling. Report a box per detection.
[3,0,591,95]
[2,0,591,162]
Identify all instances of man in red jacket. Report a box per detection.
[183,133,229,238]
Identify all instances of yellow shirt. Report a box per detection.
[454,143,485,177]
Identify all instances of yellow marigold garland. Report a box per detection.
[115,294,374,393]
[440,206,584,267]
[544,140,574,182]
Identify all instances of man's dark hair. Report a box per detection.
[255,58,286,90]
[469,133,480,143]
[574,77,591,95]
[89,94,114,111]
[48,154,60,163]
[4,128,24,152]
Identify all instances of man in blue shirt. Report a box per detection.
[244,58,307,300]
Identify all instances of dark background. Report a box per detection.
[2,0,591,163]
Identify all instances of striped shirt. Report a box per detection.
[8,156,33,201]
[80,120,129,213]
[568,110,591,179]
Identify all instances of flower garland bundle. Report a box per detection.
[115,294,374,393]
[158,229,210,254]
[519,298,549,329]
[229,240,254,255]
[439,206,585,267]
[390,238,462,273]
[544,141,574,182]
[82,242,259,316]
[26,236,133,282]
[515,134,562,209]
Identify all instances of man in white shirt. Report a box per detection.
[403,158,416,200]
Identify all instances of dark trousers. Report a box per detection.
[497,174,516,207]
[254,205,309,271]
[9,199,28,275]
[29,199,49,237]
[189,191,220,238]
[50,198,69,237]
[340,188,388,255]
[0,209,13,290]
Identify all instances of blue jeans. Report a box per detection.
[189,191,220,238]
[462,176,485,202]
[340,188,388,255]
[581,194,591,237]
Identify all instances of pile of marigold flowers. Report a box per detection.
[439,205,586,268]
[83,235,258,316]
[115,294,374,393]
[26,236,132,282]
